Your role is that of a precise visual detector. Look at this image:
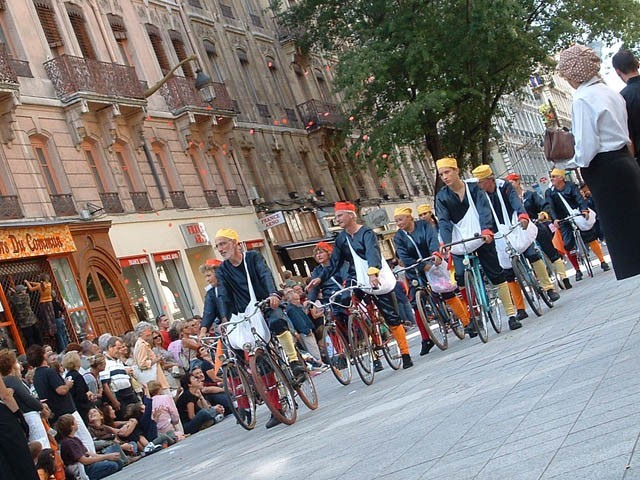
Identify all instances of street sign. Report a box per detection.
[259,211,285,231]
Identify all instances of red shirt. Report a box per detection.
[159,330,170,350]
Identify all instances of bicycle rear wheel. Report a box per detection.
[294,350,319,410]
[347,313,375,385]
[222,361,257,430]
[464,270,489,343]
[321,324,352,386]
[249,348,297,425]
[575,233,594,278]
[484,279,503,334]
[512,256,543,317]
[378,321,402,370]
[415,290,448,351]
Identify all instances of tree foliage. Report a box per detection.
[274,0,640,187]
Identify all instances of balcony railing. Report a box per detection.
[169,191,189,210]
[0,44,18,86]
[0,195,23,219]
[273,19,304,45]
[99,192,124,214]
[160,76,235,115]
[9,58,31,78]
[297,99,343,131]
[50,194,77,217]
[130,191,153,212]
[204,190,221,208]
[225,189,244,207]
[44,55,145,103]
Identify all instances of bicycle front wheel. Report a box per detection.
[464,270,489,343]
[249,348,297,425]
[484,279,503,334]
[575,233,594,278]
[378,321,402,370]
[415,290,448,351]
[512,256,543,317]
[347,313,375,385]
[321,324,352,386]
[294,350,319,410]
[222,361,257,430]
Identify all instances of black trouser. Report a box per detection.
[452,242,506,286]
[115,386,139,419]
[536,223,561,262]
[355,290,401,326]
[0,404,38,480]
[20,325,41,347]
[503,243,541,282]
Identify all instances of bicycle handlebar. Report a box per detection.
[328,283,368,307]
[441,232,483,249]
[393,256,436,275]
[558,212,586,224]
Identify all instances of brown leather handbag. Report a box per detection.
[544,127,575,161]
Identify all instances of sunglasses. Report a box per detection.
[153,335,161,340]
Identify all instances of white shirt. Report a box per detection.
[570,76,630,168]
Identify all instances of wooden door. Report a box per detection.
[85,268,130,335]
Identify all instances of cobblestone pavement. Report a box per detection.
[111,257,640,480]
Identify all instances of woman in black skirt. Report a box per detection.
[557,44,640,280]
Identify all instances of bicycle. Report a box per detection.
[306,300,353,386]
[495,224,554,318]
[201,333,258,431]
[559,213,594,279]
[328,284,403,385]
[393,257,465,351]
[441,235,497,343]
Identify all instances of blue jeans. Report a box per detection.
[55,316,70,351]
[85,444,123,480]
[183,408,217,435]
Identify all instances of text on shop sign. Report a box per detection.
[259,211,285,230]
[180,222,211,248]
[0,225,76,260]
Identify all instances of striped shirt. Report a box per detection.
[99,356,131,393]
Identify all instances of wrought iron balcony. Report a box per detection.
[9,58,31,78]
[0,43,18,90]
[0,195,23,219]
[98,192,124,214]
[204,190,221,208]
[297,99,343,131]
[169,191,189,210]
[225,189,244,207]
[130,191,153,212]
[50,194,77,217]
[159,76,235,116]
[43,55,145,104]
[274,19,304,45]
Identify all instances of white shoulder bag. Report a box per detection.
[557,191,596,232]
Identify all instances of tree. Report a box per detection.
[274,0,640,189]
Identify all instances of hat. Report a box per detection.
[334,201,356,213]
[505,173,520,181]
[393,207,412,217]
[205,258,222,267]
[436,157,458,170]
[314,241,333,253]
[550,168,566,177]
[15,285,27,293]
[214,228,239,241]
[557,44,601,84]
[417,204,432,215]
[471,164,494,180]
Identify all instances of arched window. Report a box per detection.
[82,141,107,193]
[30,135,62,195]
[33,0,63,55]
[108,15,133,66]
[66,4,96,59]
[146,25,170,74]
[113,141,141,193]
[169,31,193,78]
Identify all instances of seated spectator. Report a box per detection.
[191,365,232,416]
[36,448,61,480]
[122,401,172,452]
[148,380,182,438]
[280,270,299,289]
[62,351,94,425]
[57,414,123,480]
[284,292,323,364]
[175,372,224,435]
[167,320,200,373]
[99,403,148,453]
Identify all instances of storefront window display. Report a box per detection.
[120,256,161,322]
[50,257,93,341]
[154,252,194,322]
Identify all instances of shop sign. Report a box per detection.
[153,251,180,262]
[258,211,285,231]
[244,239,265,250]
[179,222,211,248]
[119,255,150,268]
[0,224,76,261]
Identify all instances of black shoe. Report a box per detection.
[420,339,435,356]
[562,278,573,289]
[508,317,522,330]
[516,309,529,321]
[331,355,348,370]
[547,289,560,302]
[575,271,583,282]
[290,360,307,381]
[402,354,413,369]
[373,359,384,372]
[237,408,252,425]
[465,326,478,338]
[601,262,611,272]
[265,414,282,429]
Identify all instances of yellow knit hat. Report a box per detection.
[436,157,458,170]
[471,164,494,180]
[550,168,566,177]
[417,204,432,215]
[214,228,239,241]
[393,207,412,217]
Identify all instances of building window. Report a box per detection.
[169,31,193,78]
[50,257,93,341]
[203,40,223,82]
[315,69,331,100]
[146,25,170,74]
[113,143,138,192]
[82,142,107,193]
[154,252,194,321]
[33,0,63,52]
[108,15,133,66]
[66,4,96,59]
[120,256,162,322]
[219,2,235,19]
[152,142,179,191]
[31,137,60,195]
[188,0,203,7]
[189,147,214,191]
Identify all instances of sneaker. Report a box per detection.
[373,359,384,372]
[465,326,478,338]
[601,262,611,272]
[575,270,583,282]
[508,317,522,330]
[290,360,307,380]
[547,289,560,302]
[562,278,573,289]
[237,408,252,425]
[402,354,413,369]
[420,339,435,356]
[265,414,282,429]
[142,442,162,455]
[516,309,528,320]
[214,413,225,424]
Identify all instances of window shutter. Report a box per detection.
[108,15,127,40]
[67,8,96,59]
[169,33,193,78]
[34,1,63,48]
[237,49,248,64]
[147,26,171,74]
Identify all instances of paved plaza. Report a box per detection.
[112,259,640,480]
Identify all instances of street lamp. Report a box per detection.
[194,69,216,103]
